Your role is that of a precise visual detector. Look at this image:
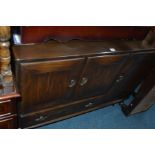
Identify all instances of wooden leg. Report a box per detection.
[0,26,13,94]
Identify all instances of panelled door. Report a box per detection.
[75,54,129,99]
[105,51,155,100]
[18,58,85,114]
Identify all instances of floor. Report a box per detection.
[37,103,155,129]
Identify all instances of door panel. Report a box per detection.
[18,58,85,114]
[106,52,155,100]
[76,54,128,98]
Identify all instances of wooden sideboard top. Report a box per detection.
[13,40,155,62]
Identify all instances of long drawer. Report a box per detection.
[20,97,121,128]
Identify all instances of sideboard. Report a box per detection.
[12,26,155,128]
[1,26,155,128]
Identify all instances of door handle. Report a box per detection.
[116,75,124,82]
[35,115,47,122]
[85,102,95,108]
[68,79,76,88]
[80,77,88,86]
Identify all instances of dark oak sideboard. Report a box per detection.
[13,39,155,128]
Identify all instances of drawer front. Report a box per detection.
[0,116,17,129]
[20,97,111,128]
[0,100,16,117]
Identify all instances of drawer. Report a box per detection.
[0,116,17,129]
[20,97,112,128]
[0,100,16,117]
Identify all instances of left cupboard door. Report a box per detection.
[17,58,85,114]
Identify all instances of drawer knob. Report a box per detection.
[35,116,47,122]
[80,77,88,86]
[68,79,76,88]
[85,102,95,108]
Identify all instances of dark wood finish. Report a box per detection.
[0,100,16,116]
[19,26,150,43]
[0,83,20,129]
[13,40,155,62]
[13,38,155,128]
[0,92,20,101]
[0,96,19,129]
[105,52,155,101]
[75,54,128,98]
[0,115,17,129]
[17,58,85,114]
[20,96,122,128]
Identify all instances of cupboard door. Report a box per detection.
[105,52,155,100]
[76,54,128,98]
[18,58,84,114]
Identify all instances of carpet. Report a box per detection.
[37,103,155,129]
